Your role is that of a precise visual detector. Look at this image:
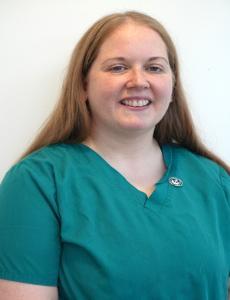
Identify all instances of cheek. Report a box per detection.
[87,75,119,99]
[155,78,173,100]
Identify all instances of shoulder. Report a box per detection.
[168,143,230,200]
[0,144,87,221]
[170,144,223,177]
[2,143,84,179]
[19,143,85,166]
[0,143,89,198]
[167,144,229,188]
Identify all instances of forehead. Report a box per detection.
[97,22,168,60]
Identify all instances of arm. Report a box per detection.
[0,155,60,293]
[0,280,58,300]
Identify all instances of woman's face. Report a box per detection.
[85,22,173,137]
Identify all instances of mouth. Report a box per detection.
[120,98,152,108]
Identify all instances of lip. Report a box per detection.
[119,96,152,111]
[120,104,150,111]
[120,96,153,102]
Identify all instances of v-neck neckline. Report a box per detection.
[77,143,173,200]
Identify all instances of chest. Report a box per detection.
[57,170,229,299]
[107,158,166,197]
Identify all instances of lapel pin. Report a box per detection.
[169,177,183,187]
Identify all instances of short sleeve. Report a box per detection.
[219,166,230,278]
[219,166,230,208]
[0,156,60,286]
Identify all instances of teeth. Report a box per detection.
[121,99,150,107]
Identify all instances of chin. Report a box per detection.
[118,122,155,132]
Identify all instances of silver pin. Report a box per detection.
[169,177,183,187]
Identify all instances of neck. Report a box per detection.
[83,126,161,163]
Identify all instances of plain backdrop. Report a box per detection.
[0,0,230,180]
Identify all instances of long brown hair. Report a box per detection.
[19,11,229,173]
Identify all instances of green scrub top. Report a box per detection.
[0,143,229,300]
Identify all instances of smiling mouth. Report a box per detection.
[120,99,151,107]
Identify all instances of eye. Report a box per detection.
[109,65,127,73]
[146,65,163,73]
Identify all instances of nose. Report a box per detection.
[126,68,150,89]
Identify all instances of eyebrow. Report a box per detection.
[102,56,169,65]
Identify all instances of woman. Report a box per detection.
[0,11,229,300]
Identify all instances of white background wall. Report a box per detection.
[0,0,229,180]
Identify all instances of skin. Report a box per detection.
[0,279,58,300]
[84,21,174,196]
[85,21,173,138]
[0,21,174,299]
